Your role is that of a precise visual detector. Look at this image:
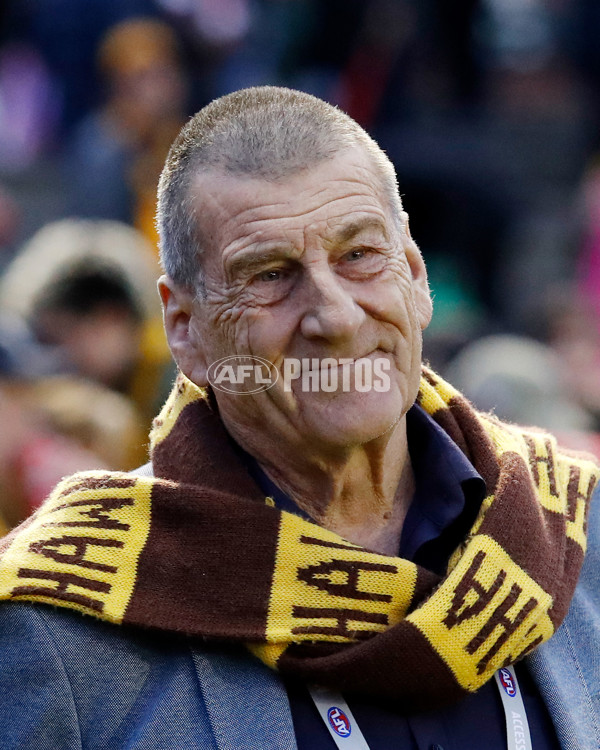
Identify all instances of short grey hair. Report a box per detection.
[156,86,403,290]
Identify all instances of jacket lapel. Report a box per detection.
[191,645,298,750]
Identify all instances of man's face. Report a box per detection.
[162,147,432,452]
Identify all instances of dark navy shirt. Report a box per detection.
[243,405,561,750]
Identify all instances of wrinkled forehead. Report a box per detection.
[188,147,401,256]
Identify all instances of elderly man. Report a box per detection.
[1,87,599,750]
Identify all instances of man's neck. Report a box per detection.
[230,418,414,556]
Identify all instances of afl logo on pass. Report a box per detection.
[499,668,517,697]
[327,706,351,737]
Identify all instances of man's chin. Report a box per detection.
[295,395,405,449]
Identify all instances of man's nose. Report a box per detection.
[299,267,365,342]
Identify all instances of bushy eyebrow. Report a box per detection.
[226,245,299,279]
[332,217,390,244]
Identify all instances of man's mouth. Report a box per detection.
[298,350,385,375]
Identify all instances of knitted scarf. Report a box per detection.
[0,369,598,712]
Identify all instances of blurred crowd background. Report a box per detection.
[0,0,600,532]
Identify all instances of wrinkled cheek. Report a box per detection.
[205,299,255,356]
[217,322,253,358]
[389,300,424,392]
[238,309,293,362]
[385,288,420,342]
[404,297,424,359]
[407,317,425,397]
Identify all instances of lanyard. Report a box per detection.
[494,665,533,750]
[308,685,370,750]
[308,666,532,750]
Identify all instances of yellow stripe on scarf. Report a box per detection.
[150,374,206,447]
[264,511,418,644]
[0,471,153,622]
[407,534,554,691]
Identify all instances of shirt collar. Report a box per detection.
[400,405,486,571]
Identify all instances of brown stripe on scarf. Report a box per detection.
[278,620,463,713]
[477,452,564,583]
[125,481,281,639]
[152,393,263,497]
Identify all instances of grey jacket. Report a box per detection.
[1,487,599,750]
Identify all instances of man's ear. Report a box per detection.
[158,275,209,386]
[401,212,433,331]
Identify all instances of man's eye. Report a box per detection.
[258,269,284,282]
[345,248,370,261]
[338,246,388,277]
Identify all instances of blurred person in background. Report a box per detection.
[443,332,600,458]
[542,289,600,437]
[63,17,189,249]
[0,218,174,433]
[0,314,145,533]
[0,0,162,138]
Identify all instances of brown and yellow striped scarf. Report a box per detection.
[0,369,598,711]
